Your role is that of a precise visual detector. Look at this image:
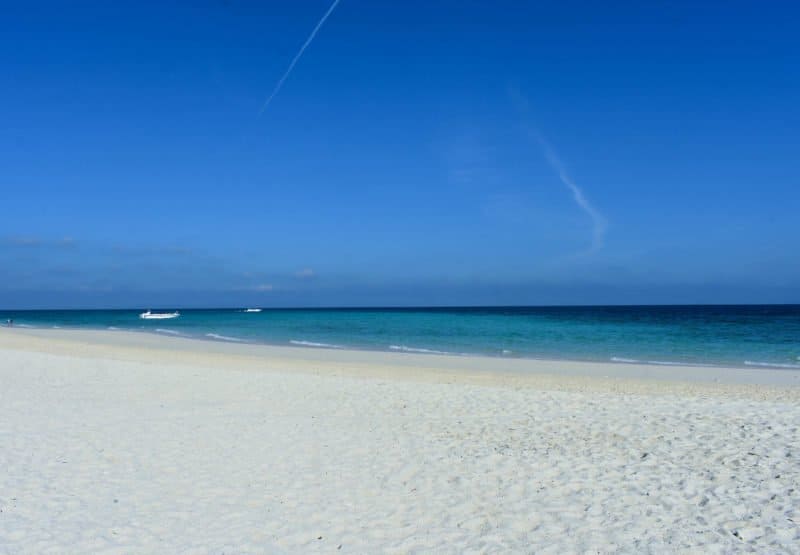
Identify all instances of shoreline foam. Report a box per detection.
[2,327,800,393]
[3,305,799,371]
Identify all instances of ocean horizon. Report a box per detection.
[3,304,799,370]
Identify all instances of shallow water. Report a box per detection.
[2,305,799,369]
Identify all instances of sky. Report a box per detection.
[1,1,798,308]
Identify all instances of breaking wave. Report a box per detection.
[155,328,185,336]
[205,333,245,342]
[290,340,342,349]
[744,360,800,369]
[611,357,716,367]
[389,345,453,355]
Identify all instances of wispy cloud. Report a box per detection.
[510,88,608,253]
[111,244,193,256]
[252,283,274,291]
[4,236,42,247]
[257,0,342,116]
[532,133,608,252]
[441,131,500,187]
[295,268,315,279]
[1,235,77,248]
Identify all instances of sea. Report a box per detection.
[2,305,799,370]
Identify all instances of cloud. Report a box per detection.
[111,244,192,256]
[1,236,77,249]
[532,133,608,252]
[56,237,76,247]
[441,131,500,187]
[228,282,274,292]
[8,236,42,246]
[295,268,315,279]
[509,87,608,253]
[257,0,342,116]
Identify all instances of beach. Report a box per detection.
[1,328,799,553]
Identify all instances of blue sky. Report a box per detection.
[1,1,798,308]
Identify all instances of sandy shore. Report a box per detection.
[1,328,799,553]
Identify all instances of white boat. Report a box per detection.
[139,310,180,320]
[243,308,262,313]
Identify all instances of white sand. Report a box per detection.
[1,329,799,553]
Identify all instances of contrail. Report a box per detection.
[257,0,342,116]
[509,87,607,252]
[534,133,608,252]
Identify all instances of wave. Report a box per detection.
[155,328,185,336]
[744,360,800,369]
[610,357,715,367]
[290,339,342,349]
[205,333,245,343]
[13,323,35,328]
[389,345,453,355]
[107,326,120,330]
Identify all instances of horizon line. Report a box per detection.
[3,302,799,312]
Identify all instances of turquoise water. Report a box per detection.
[2,306,799,369]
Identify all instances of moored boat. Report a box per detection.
[139,310,180,320]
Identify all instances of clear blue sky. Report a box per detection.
[1,1,798,308]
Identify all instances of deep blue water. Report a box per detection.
[2,305,799,369]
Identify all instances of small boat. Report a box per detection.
[139,310,180,320]
[243,308,262,313]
